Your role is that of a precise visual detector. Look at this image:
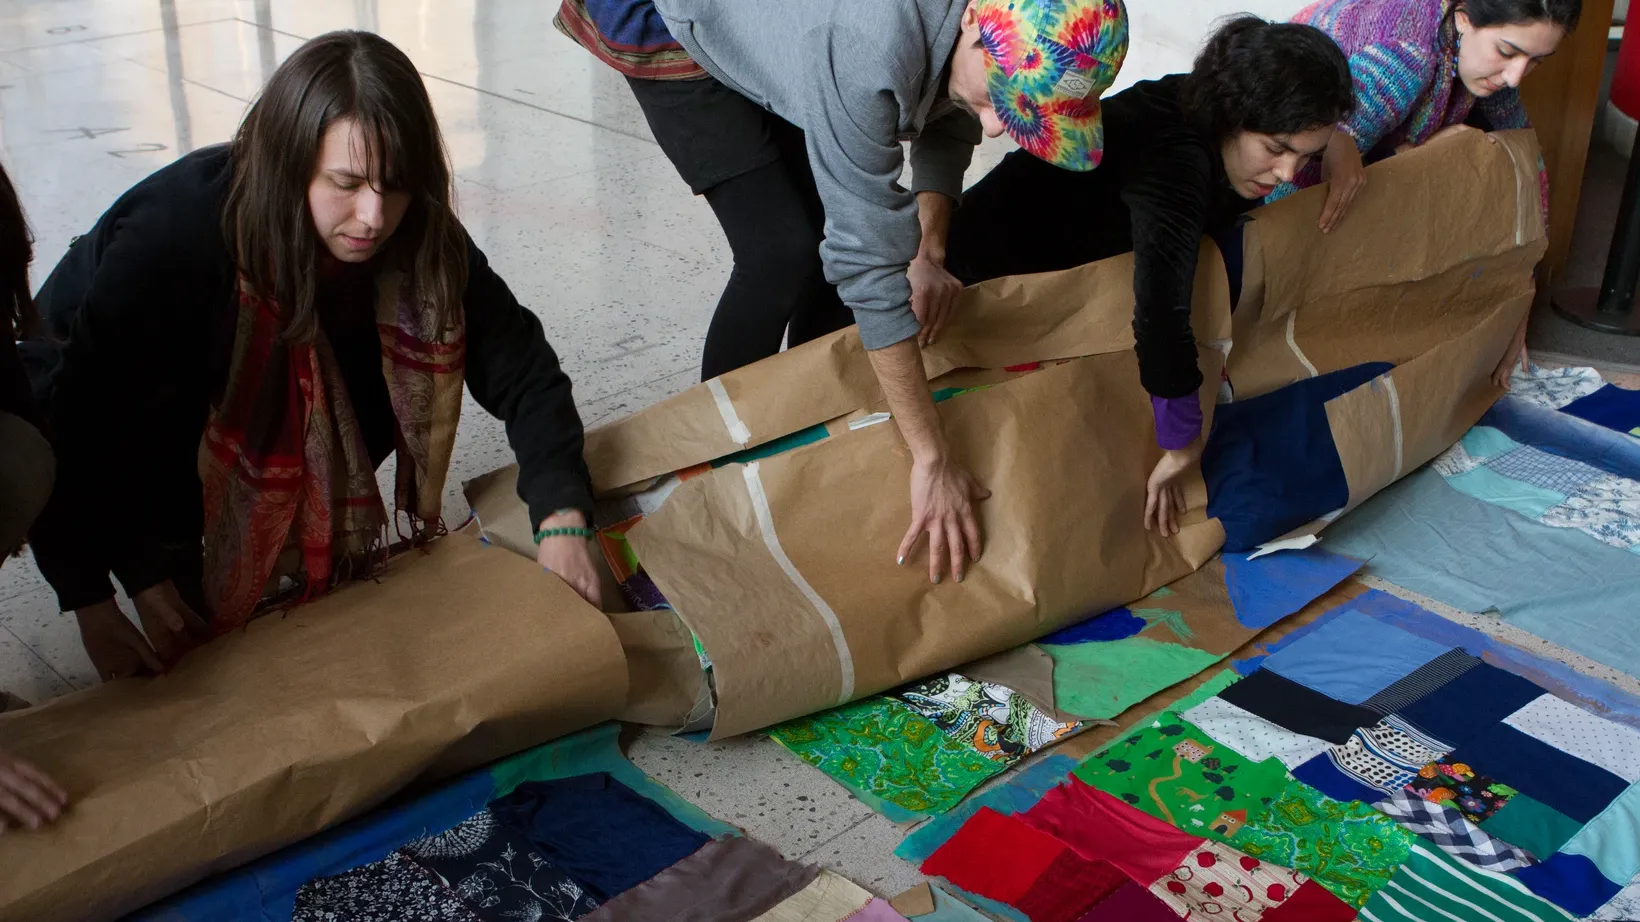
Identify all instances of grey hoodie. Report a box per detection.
[653,0,982,350]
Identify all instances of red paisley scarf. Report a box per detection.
[199,270,464,630]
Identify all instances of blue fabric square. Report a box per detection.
[1514,852,1623,917]
[1483,394,1640,482]
[1395,662,1544,746]
[1485,445,1605,495]
[1261,608,1450,704]
[1446,724,1630,824]
[1204,362,1394,552]
[1223,547,1364,630]
[1563,384,1640,438]
[1292,753,1384,806]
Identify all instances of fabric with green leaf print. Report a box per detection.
[1234,777,1414,908]
[768,698,1008,817]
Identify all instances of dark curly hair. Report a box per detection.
[1181,16,1355,147]
[1443,0,1583,47]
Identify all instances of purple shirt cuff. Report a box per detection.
[1151,394,1204,451]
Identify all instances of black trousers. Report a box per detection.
[627,75,853,380]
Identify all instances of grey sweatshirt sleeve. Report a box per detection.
[909,108,981,201]
[799,28,926,351]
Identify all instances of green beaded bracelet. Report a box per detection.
[534,525,596,543]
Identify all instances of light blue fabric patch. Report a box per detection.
[1261,608,1450,703]
[1445,465,1567,519]
[1563,781,1640,888]
[1325,468,1640,679]
[1461,425,1521,462]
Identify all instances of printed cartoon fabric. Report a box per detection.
[1375,788,1536,874]
[404,810,601,921]
[769,697,1008,816]
[1404,759,1517,824]
[1070,711,1289,843]
[1232,777,1413,908]
[893,674,1081,763]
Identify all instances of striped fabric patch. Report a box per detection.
[1363,649,1482,716]
[1359,844,1575,922]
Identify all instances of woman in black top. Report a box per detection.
[944,17,1354,537]
[24,32,601,681]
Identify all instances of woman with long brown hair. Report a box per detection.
[23,31,601,681]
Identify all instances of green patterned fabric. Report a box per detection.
[1072,711,1289,841]
[769,698,1008,817]
[1234,778,1414,908]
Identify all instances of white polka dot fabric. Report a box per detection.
[1180,695,1332,769]
[1503,694,1640,783]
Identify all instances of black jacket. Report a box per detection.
[26,145,592,611]
[947,75,1258,400]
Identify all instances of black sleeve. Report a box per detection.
[29,218,214,611]
[1,315,42,429]
[460,233,594,529]
[1119,134,1212,400]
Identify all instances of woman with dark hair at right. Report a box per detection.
[943,17,1355,539]
[23,31,602,682]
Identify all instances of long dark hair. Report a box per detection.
[1442,0,1583,49]
[1182,16,1355,146]
[223,30,465,343]
[0,162,34,342]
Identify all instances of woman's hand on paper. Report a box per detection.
[132,580,210,669]
[0,748,66,831]
[1318,132,1367,234]
[536,511,603,610]
[75,600,164,681]
[1144,442,1203,538]
[899,453,989,584]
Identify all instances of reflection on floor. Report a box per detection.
[1,0,1634,900]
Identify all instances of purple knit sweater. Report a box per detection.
[1272,0,1532,198]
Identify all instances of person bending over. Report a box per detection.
[944,17,1355,537]
[23,32,602,681]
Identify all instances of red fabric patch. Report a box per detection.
[1014,849,1127,922]
[1018,777,1202,884]
[1074,880,1181,922]
[1261,879,1356,922]
[921,807,1067,905]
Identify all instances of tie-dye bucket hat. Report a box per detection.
[975,0,1129,171]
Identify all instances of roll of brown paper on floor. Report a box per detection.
[0,527,628,922]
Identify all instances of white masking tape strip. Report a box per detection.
[707,378,751,445]
[1384,375,1405,480]
[1286,312,1319,378]
[848,412,893,431]
[743,462,855,704]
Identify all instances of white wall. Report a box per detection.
[1114,0,1312,92]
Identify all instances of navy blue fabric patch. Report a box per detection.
[1394,663,1544,747]
[489,773,711,902]
[1514,851,1624,916]
[1205,362,1394,551]
[1445,724,1630,824]
[1563,384,1640,438]
[1292,753,1385,806]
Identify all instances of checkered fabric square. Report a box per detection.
[1485,446,1606,495]
[1377,789,1537,873]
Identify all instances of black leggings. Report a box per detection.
[628,75,852,380]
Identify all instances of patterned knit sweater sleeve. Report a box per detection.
[1268,0,1448,202]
